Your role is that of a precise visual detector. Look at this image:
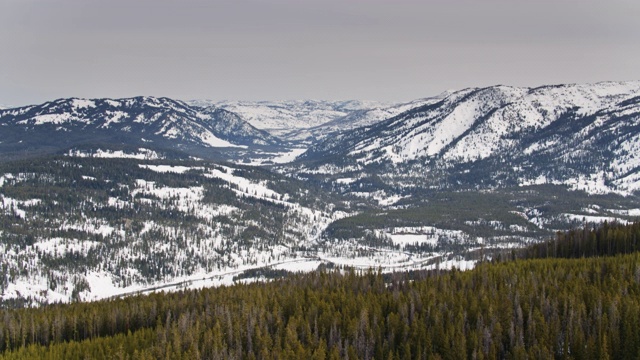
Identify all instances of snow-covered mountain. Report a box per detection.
[300,81,640,195]
[0,97,281,160]
[189,99,439,142]
[188,99,381,140]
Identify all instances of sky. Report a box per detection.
[1,0,639,106]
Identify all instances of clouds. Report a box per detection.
[1,0,639,106]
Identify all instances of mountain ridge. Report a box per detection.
[298,80,640,195]
[0,96,285,161]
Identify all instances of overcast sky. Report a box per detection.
[1,0,639,106]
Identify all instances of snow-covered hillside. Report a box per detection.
[0,157,344,305]
[301,81,640,195]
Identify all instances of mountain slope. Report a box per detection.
[300,81,640,195]
[0,155,344,305]
[0,97,281,161]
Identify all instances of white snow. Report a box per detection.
[269,148,307,164]
[34,238,102,257]
[83,272,124,300]
[424,258,476,271]
[335,178,358,185]
[240,148,307,166]
[376,195,407,206]
[350,191,408,206]
[199,131,247,148]
[0,195,40,219]
[607,208,640,217]
[139,164,200,174]
[100,111,128,128]
[613,171,640,194]
[71,99,96,109]
[133,179,203,202]
[193,98,437,141]
[389,234,438,247]
[204,167,289,205]
[62,221,119,237]
[565,172,614,195]
[384,226,472,247]
[270,259,324,272]
[67,148,162,160]
[561,213,627,224]
[18,113,73,125]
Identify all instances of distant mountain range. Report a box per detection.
[2,81,640,191]
[188,98,441,142]
[2,81,640,194]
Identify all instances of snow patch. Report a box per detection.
[199,131,247,148]
[139,164,200,174]
[67,148,162,160]
[72,99,96,109]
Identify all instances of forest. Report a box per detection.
[0,221,638,359]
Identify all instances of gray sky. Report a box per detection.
[1,0,639,106]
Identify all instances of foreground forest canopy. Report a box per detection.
[0,222,639,359]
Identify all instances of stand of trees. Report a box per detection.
[0,222,639,359]
[519,220,640,259]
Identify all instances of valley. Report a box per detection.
[1,81,639,306]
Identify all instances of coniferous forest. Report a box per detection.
[0,222,638,359]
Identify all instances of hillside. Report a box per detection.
[1,222,639,359]
[0,156,344,306]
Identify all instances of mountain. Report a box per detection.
[190,99,440,142]
[189,99,382,139]
[0,97,281,161]
[300,81,640,195]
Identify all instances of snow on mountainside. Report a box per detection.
[0,156,345,305]
[190,99,370,130]
[301,81,640,195]
[188,98,439,142]
[189,99,386,140]
[0,97,281,160]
